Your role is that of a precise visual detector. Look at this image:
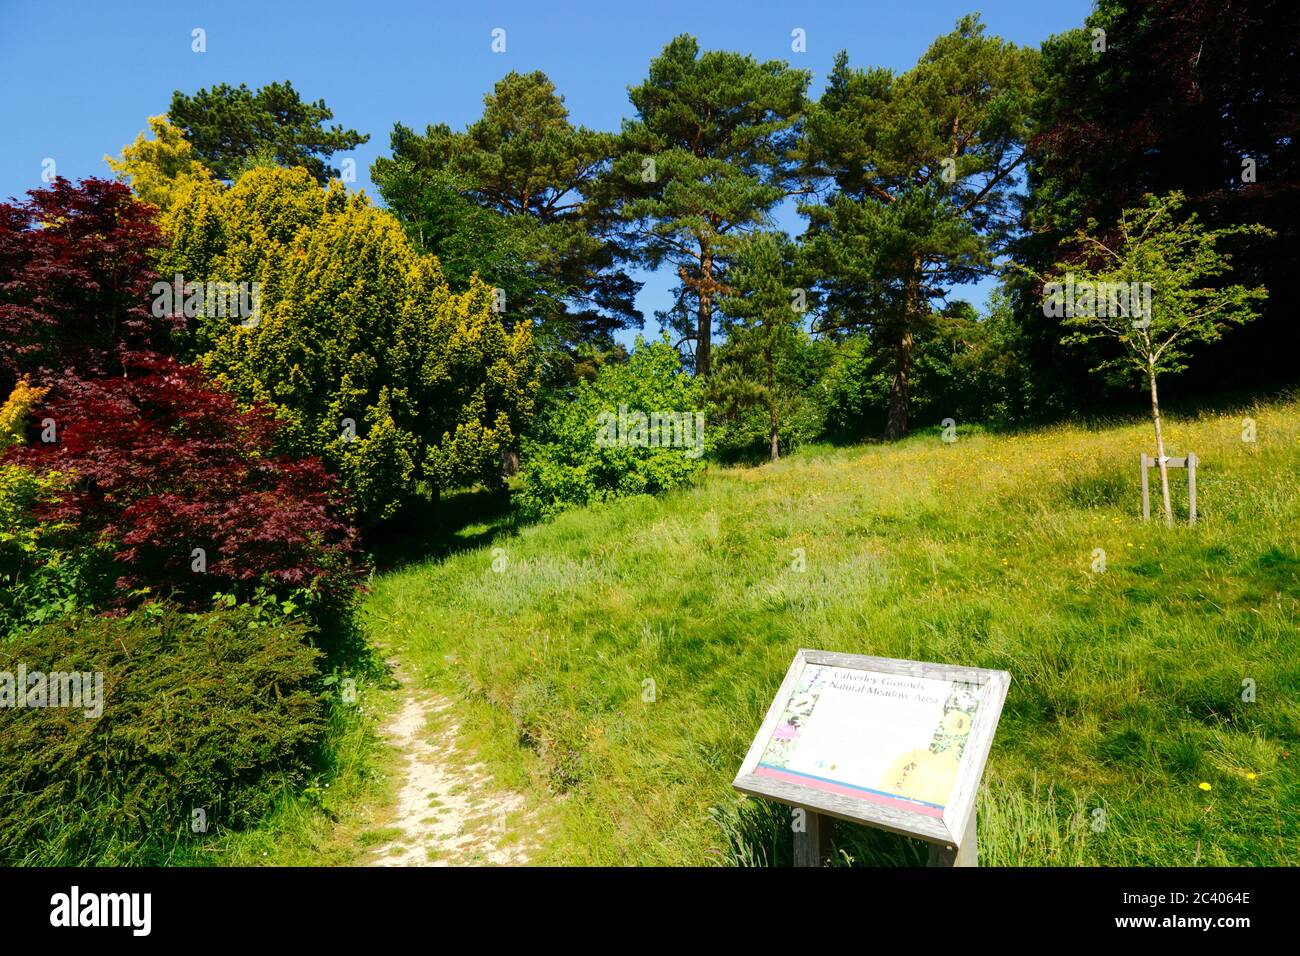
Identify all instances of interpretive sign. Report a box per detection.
[733,649,1010,864]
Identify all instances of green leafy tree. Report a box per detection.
[713,232,808,462]
[1049,192,1271,525]
[516,336,708,518]
[601,35,810,377]
[161,167,538,522]
[169,81,368,184]
[801,15,1036,438]
[372,72,639,387]
[1017,1,1300,403]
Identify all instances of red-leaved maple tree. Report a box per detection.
[0,177,177,394]
[1,178,366,613]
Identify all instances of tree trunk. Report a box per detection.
[884,326,912,440]
[884,261,921,441]
[1148,365,1173,527]
[697,251,714,377]
[768,355,779,463]
[500,446,520,480]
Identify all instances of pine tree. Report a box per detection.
[801,15,1036,438]
[169,81,367,184]
[372,71,639,387]
[714,232,807,462]
[600,35,809,377]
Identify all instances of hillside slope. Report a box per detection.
[364,395,1300,865]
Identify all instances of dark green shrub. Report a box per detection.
[0,605,325,864]
[814,301,1046,442]
[816,333,981,441]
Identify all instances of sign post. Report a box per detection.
[793,810,835,867]
[734,650,1010,867]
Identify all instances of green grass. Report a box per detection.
[363,394,1300,865]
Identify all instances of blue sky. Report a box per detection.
[1,0,1091,342]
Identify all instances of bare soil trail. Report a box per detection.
[367,675,538,867]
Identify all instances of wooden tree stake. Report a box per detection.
[1141,453,1151,521]
[1140,452,1198,526]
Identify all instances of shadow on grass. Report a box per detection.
[814,379,1300,449]
[365,485,538,573]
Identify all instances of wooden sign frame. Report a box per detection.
[1141,452,1198,525]
[733,649,1010,861]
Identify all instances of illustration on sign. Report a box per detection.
[754,664,981,817]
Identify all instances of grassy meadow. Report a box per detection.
[363,392,1300,865]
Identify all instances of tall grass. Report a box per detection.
[364,395,1300,865]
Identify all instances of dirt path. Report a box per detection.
[367,690,538,866]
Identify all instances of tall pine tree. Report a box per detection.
[801,15,1036,438]
[169,80,367,184]
[372,72,639,388]
[713,232,807,462]
[600,35,809,377]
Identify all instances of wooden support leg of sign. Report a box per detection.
[927,811,977,867]
[1140,453,1151,522]
[793,809,835,867]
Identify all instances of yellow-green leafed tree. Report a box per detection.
[105,115,215,213]
[0,377,48,451]
[161,166,538,521]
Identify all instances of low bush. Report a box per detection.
[815,303,1046,442]
[707,336,833,464]
[516,337,709,518]
[0,464,101,639]
[815,333,976,441]
[0,605,327,865]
